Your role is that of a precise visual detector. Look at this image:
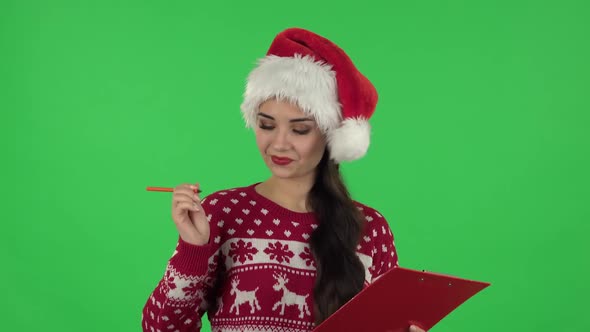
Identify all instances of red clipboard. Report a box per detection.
[313,266,490,332]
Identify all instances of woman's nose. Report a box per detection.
[272,128,291,150]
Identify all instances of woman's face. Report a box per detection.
[255,99,327,180]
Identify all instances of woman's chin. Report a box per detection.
[269,168,296,179]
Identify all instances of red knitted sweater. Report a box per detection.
[142,183,399,332]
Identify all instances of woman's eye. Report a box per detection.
[258,123,309,135]
[293,128,310,135]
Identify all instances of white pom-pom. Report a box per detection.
[327,118,371,163]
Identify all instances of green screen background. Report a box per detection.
[2,0,588,331]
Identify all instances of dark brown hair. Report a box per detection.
[307,149,366,325]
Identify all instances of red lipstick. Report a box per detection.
[271,155,294,166]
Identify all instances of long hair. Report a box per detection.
[307,149,366,325]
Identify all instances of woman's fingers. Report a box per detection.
[173,186,201,205]
[174,191,200,204]
[176,201,200,213]
[409,325,426,332]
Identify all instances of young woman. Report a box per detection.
[142,28,426,332]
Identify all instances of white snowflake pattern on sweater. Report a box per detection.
[142,183,398,332]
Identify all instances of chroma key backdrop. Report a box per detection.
[2,0,588,331]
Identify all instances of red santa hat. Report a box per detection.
[240,27,378,163]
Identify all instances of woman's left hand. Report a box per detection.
[409,325,427,332]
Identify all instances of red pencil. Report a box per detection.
[146,186,202,194]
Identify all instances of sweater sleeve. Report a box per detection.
[368,209,400,282]
[142,194,225,332]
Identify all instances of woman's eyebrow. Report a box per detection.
[257,112,314,123]
[290,118,314,123]
[257,113,275,120]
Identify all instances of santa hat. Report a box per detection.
[240,28,378,163]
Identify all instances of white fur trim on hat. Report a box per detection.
[240,54,342,133]
[327,117,371,162]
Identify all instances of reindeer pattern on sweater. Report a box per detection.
[142,183,399,332]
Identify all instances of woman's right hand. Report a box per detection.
[171,183,210,246]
